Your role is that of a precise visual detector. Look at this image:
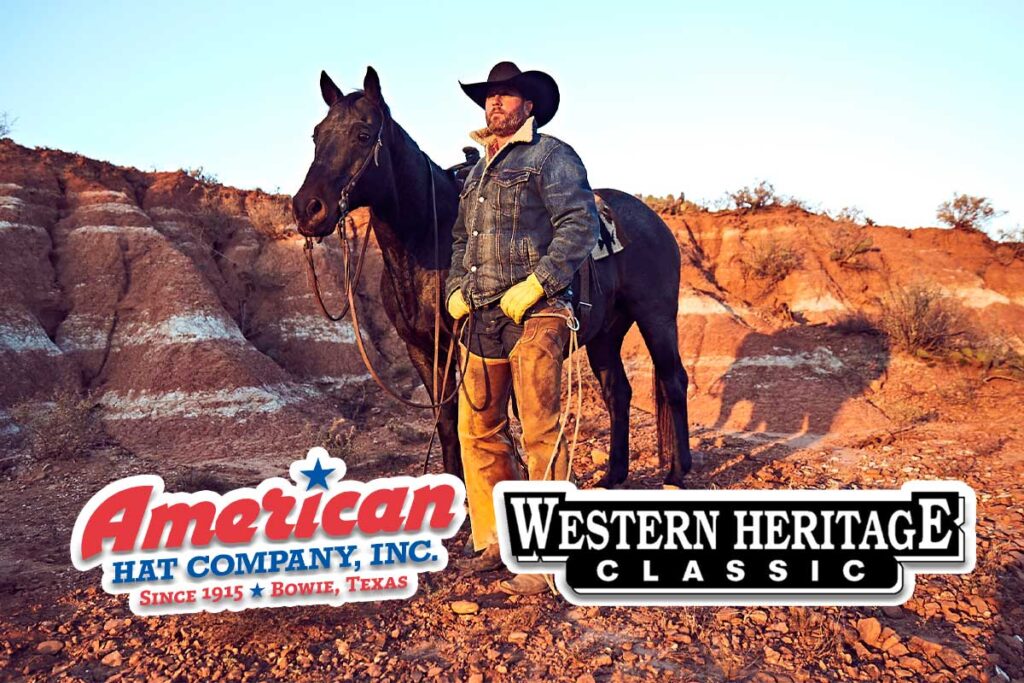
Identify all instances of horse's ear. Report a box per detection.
[320,71,344,107]
[363,66,384,105]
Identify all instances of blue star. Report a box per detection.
[251,584,264,598]
[300,458,335,490]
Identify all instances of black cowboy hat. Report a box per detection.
[459,61,560,127]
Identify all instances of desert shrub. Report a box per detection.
[936,193,1000,232]
[996,225,1024,259]
[9,389,108,460]
[833,206,866,225]
[828,225,874,268]
[832,310,881,336]
[192,207,236,245]
[637,193,698,215]
[0,111,15,138]
[184,166,220,185]
[943,327,1024,372]
[728,181,777,212]
[879,285,968,354]
[782,195,816,212]
[740,236,804,284]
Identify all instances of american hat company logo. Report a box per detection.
[71,448,465,615]
[495,480,975,606]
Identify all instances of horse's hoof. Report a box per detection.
[663,475,688,489]
[595,472,627,489]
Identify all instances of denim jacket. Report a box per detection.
[444,116,600,309]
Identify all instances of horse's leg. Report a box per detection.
[378,270,463,480]
[403,339,463,479]
[633,309,692,488]
[586,310,635,488]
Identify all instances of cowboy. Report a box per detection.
[444,62,600,595]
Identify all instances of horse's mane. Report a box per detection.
[337,89,456,192]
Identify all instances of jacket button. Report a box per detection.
[472,230,479,236]
[478,196,485,203]
[470,266,477,272]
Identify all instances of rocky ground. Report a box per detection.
[0,360,1021,683]
[2,138,1023,681]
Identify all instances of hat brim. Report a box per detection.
[459,70,560,128]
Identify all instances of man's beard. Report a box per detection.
[486,107,528,137]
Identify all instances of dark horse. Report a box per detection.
[292,66,691,488]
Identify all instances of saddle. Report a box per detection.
[446,147,481,190]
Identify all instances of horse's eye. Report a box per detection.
[358,132,371,143]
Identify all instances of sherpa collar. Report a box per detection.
[469,116,537,166]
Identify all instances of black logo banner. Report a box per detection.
[493,481,975,605]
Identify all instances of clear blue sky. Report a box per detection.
[2,0,1021,235]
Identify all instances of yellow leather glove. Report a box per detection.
[500,273,546,324]
[447,289,470,320]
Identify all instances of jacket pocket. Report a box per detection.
[459,177,480,201]
[492,170,531,220]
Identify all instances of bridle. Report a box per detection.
[301,110,385,323]
[302,111,385,321]
[301,100,474,470]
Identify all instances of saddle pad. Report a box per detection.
[591,194,625,261]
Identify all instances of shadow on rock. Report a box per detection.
[710,323,890,445]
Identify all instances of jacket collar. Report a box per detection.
[469,116,537,167]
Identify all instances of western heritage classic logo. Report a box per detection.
[495,480,975,606]
[70,448,465,615]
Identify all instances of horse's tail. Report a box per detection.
[653,370,677,468]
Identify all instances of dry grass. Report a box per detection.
[246,197,294,237]
[183,166,219,184]
[879,284,969,354]
[740,236,804,285]
[9,389,109,460]
[194,206,238,246]
[832,206,866,225]
[827,225,874,269]
[832,310,882,336]
[996,225,1024,262]
[303,418,357,460]
[387,417,429,444]
[787,607,845,666]
[335,382,374,421]
[169,468,236,494]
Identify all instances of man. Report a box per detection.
[445,62,600,595]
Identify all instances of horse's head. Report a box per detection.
[293,67,392,238]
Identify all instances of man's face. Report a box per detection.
[485,86,533,137]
